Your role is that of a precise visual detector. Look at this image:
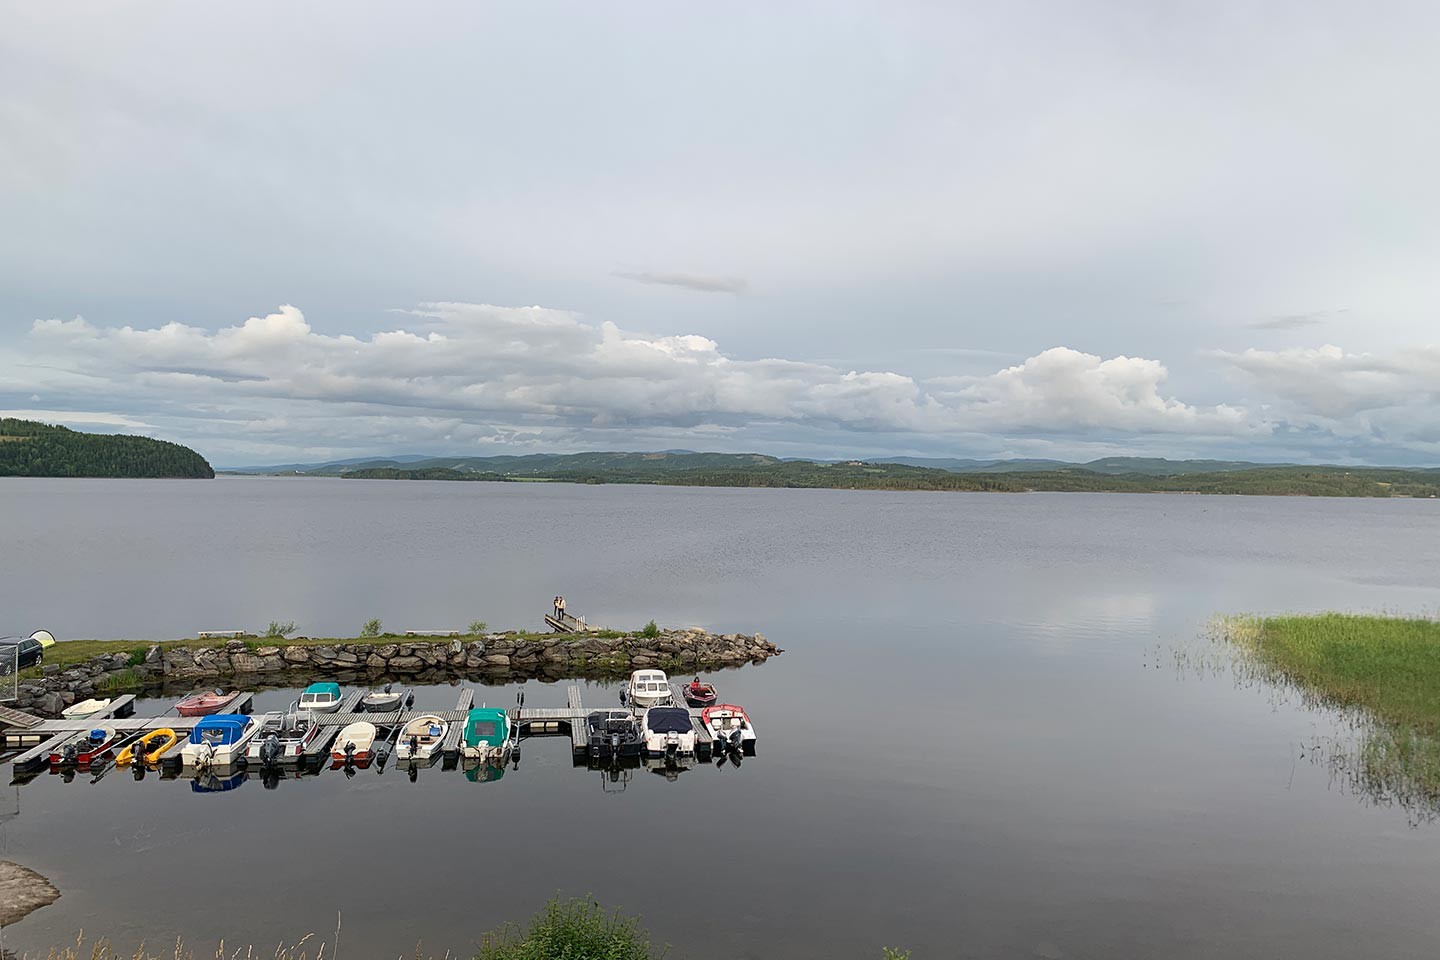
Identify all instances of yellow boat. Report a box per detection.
[116,728,179,766]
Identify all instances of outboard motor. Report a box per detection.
[408,734,419,756]
[260,733,282,768]
[404,692,415,711]
[61,742,78,765]
[344,740,356,765]
[729,729,744,752]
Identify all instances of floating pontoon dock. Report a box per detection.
[4,682,741,782]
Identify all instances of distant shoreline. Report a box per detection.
[219,463,1440,499]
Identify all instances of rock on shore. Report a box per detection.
[0,860,60,925]
[10,628,780,718]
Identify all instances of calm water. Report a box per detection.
[2,478,1440,959]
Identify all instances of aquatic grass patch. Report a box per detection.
[1217,613,1440,817]
[1220,614,1440,733]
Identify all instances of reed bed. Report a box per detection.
[1217,612,1440,818]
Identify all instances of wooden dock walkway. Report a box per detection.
[9,680,738,778]
[7,693,252,772]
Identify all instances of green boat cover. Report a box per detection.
[462,707,510,747]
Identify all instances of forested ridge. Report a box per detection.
[332,455,1440,498]
[0,419,214,478]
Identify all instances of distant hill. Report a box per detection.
[0,419,214,478]
[221,449,1440,497]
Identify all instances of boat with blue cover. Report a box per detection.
[180,714,259,767]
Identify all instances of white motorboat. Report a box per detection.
[332,720,378,763]
[701,703,757,753]
[641,705,696,757]
[245,709,326,765]
[181,714,260,767]
[299,682,343,713]
[61,697,112,719]
[395,714,448,762]
[622,669,673,708]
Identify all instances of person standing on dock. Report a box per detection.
[553,596,561,619]
[556,596,567,620]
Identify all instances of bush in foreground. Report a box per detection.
[477,897,661,960]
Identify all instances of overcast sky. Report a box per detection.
[3,2,1439,466]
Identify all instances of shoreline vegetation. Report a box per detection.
[0,418,213,479]
[15,899,912,959]
[1217,613,1440,815]
[236,451,1440,498]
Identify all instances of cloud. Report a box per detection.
[0,302,1275,462]
[612,271,748,294]
[0,409,152,430]
[1247,309,1347,331]
[1217,344,1440,457]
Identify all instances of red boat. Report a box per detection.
[50,726,119,768]
[683,679,718,707]
[175,691,241,717]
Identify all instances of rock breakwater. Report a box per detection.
[10,628,780,718]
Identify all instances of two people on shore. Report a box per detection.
[553,595,567,619]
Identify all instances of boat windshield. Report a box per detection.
[469,720,499,738]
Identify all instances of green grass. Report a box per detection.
[17,624,682,681]
[1222,614,1440,733]
[1219,613,1440,815]
[477,897,662,960]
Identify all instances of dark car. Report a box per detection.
[0,636,45,670]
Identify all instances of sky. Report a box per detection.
[3,2,1440,467]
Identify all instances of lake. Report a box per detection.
[2,477,1440,959]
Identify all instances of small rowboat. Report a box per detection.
[116,728,179,766]
[682,680,718,707]
[62,697,113,719]
[361,685,402,712]
[176,691,241,717]
[332,721,378,763]
[395,714,448,762]
[50,726,119,768]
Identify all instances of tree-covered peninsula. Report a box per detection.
[0,418,214,478]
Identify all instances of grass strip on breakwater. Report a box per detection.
[21,628,628,677]
[1218,612,1440,813]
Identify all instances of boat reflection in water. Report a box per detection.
[188,764,247,793]
[462,758,507,783]
[643,753,695,782]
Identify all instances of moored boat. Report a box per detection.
[459,707,514,764]
[332,720,378,763]
[50,726,119,768]
[246,709,325,765]
[621,669,673,708]
[701,703,756,754]
[641,706,696,757]
[586,710,643,758]
[176,690,241,717]
[62,697,113,719]
[116,728,179,767]
[299,682,343,714]
[361,684,402,712]
[181,714,259,767]
[681,678,718,707]
[395,714,448,762]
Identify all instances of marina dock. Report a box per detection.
[2,683,740,782]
